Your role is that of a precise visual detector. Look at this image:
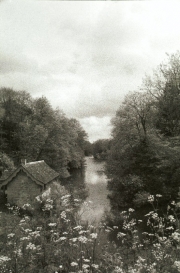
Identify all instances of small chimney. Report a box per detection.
[21,159,27,165]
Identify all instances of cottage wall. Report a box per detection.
[7,170,42,206]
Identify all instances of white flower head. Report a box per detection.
[148,195,154,203]
[90,233,98,239]
[59,237,67,241]
[7,233,15,238]
[48,223,57,227]
[71,262,78,266]
[92,264,99,269]
[82,264,90,269]
[78,236,88,243]
[156,194,162,198]
[0,256,11,263]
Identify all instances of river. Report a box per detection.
[0,157,110,226]
[67,156,110,224]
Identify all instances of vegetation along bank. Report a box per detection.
[2,52,180,272]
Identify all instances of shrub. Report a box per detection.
[1,191,180,272]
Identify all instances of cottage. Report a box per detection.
[0,160,60,206]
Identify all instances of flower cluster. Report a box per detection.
[2,189,180,273]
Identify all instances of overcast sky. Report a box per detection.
[1,1,180,142]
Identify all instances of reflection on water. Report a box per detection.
[67,157,110,223]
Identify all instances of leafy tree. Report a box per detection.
[83,140,93,156]
[0,88,88,176]
[0,88,33,162]
[106,54,180,209]
[92,139,111,160]
[0,152,15,177]
[144,51,180,137]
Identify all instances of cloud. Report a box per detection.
[0,52,39,75]
[79,116,112,143]
[1,1,180,140]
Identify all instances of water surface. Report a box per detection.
[68,157,110,223]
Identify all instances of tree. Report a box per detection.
[0,88,88,175]
[83,140,93,156]
[0,152,15,177]
[92,139,111,160]
[144,51,180,137]
[0,88,33,163]
[107,52,180,210]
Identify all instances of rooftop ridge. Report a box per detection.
[25,160,45,165]
[1,160,59,185]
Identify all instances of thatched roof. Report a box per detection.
[0,160,60,187]
[23,161,60,184]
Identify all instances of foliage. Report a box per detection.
[83,141,93,157]
[0,183,102,273]
[2,192,180,272]
[92,139,111,160]
[0,152,15,176]
[106,52,180,209]
[0,88,88,175]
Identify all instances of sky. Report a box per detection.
[1,1,180,142]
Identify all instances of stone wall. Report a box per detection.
[7,171,41,206]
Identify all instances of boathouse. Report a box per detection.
[0,160,60,206]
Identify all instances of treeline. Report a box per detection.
[83,139,111,160]
[106,52,180,210]
[0,88,87,177]
[92,139,111,160]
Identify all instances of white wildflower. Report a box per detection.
[82,264,89,269]
[92,264,99,269]
[20,237,30,241]
[26,243,36,250]
[41,188,51,198]
[36,226,42,230]
[174,261,180,270]
[166,226,174,230]
[61,194,71,200]
[90,233,97,239]
[147,195,154,203]
[83,259,90,262]
[22,203,31,209]
[59,237,67,241]
[79,230,87,234]
[78,236,88,243]
[7,233,15,238]
[71,238,78,242]
[60,211,66,219]
[24,229,32,233]
[73,225,83,231]
[48,223,57,227]
[19,219,26,224]
[30,231,40,238]
[121,211,127,214]
[14,249,22,257]
[35,196,42,202]
[168,215,176,222]
[71,262,78,266]
[114,266,124,273]
[0,256,11,263]
[117,232,126,238]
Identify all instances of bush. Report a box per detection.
[1,191,180,272]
